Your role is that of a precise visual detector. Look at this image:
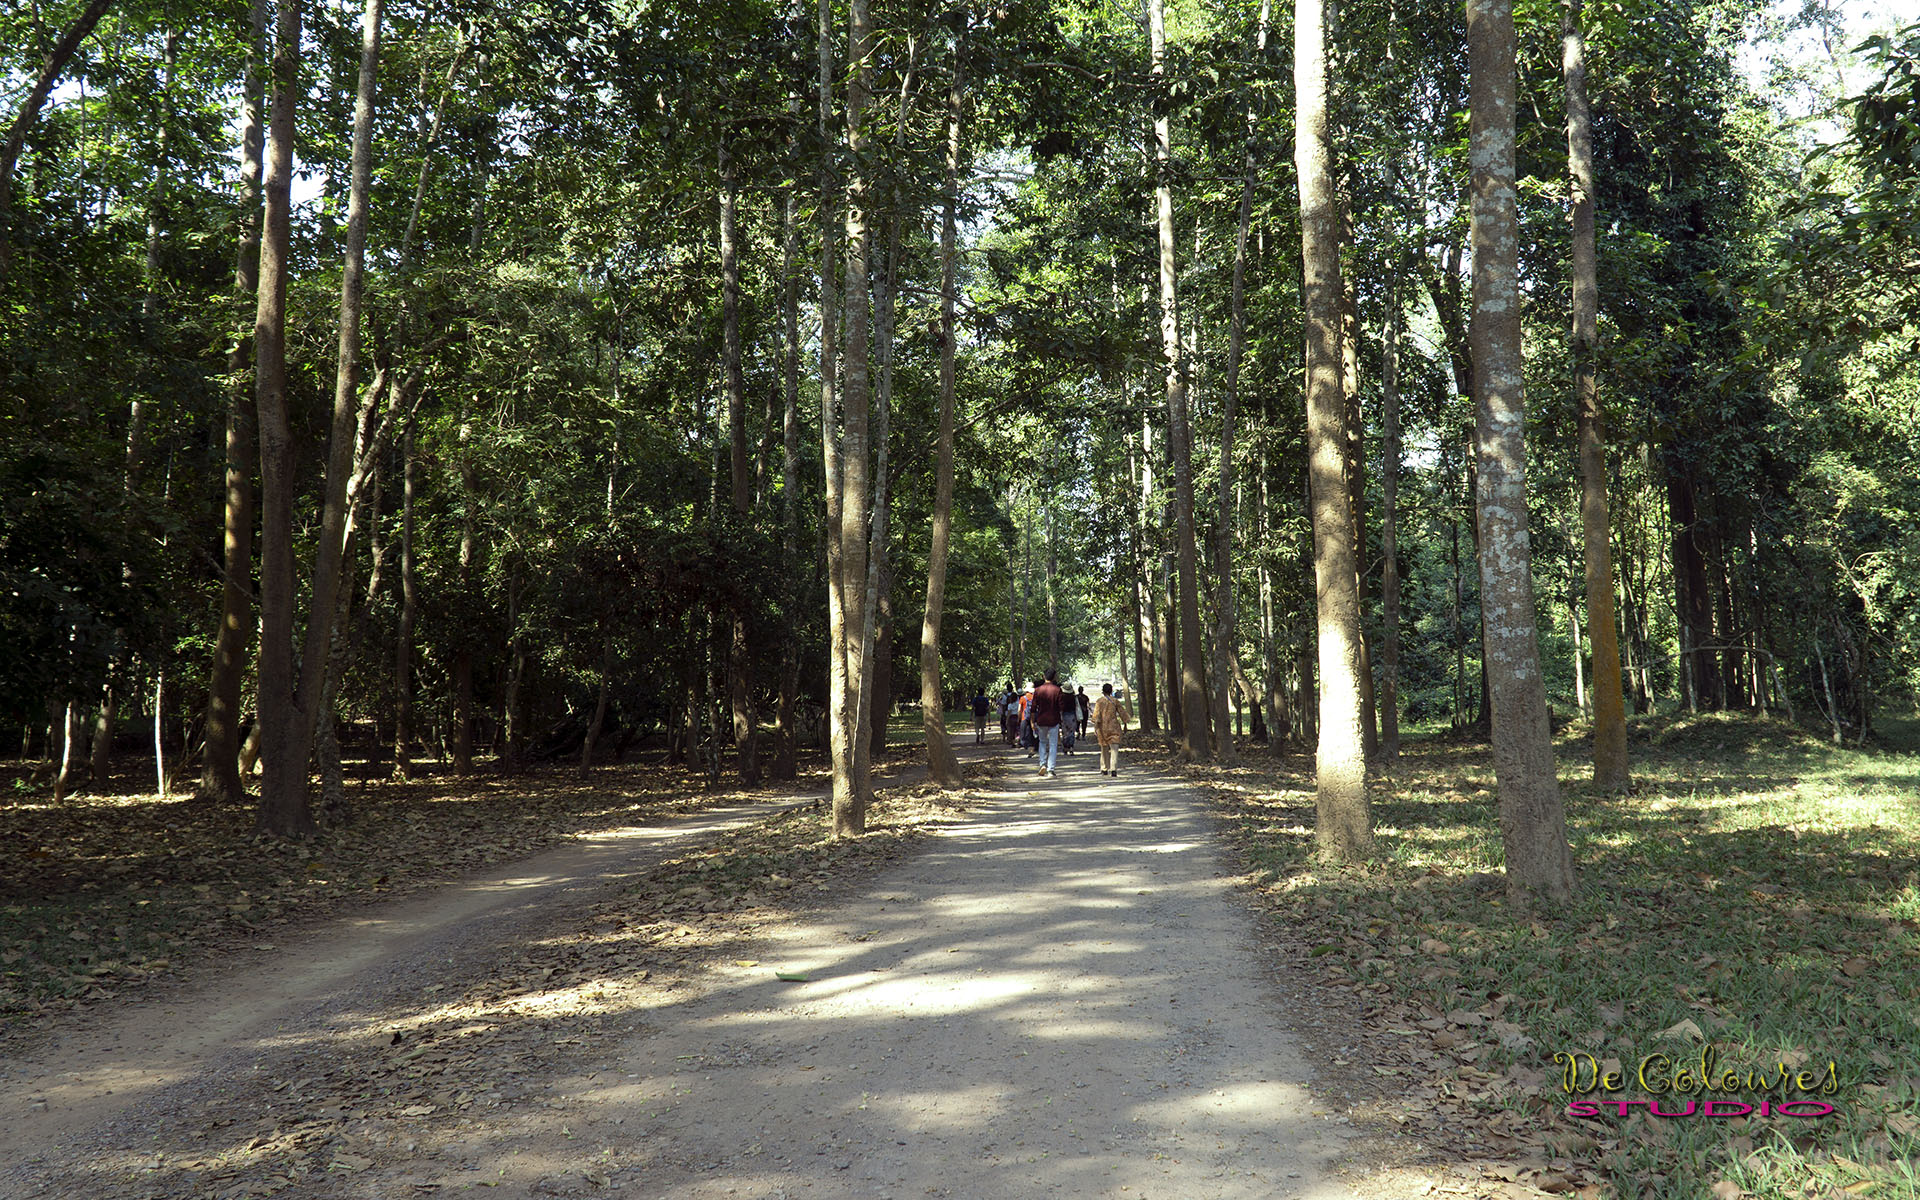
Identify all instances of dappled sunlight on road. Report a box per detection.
[569,751,1359,1199]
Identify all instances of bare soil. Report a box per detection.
[0,741,1466,1200]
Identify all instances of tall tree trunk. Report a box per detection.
[719,137,760,785]
[1564,0,1629,789]
[919,38,965,788]
[502,568,525,772]
[1210,0,1268,765]
[199,0,268,806]
[820,0,871,836]
[252,0,312,835]
[869,559,894,760]
[393,421,418,778]
[1133,413,1160,732]
[1297,0,1371,860]
[0,0,116,276]
[1149,0,1212,761]
[1469,0,1575,907]
[1045,505,1060,670]
[1257,447,1289,749]
[1380,272,1403,765]
[774,184,802,781]
[1340,271,1379,765]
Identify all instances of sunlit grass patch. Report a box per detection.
[1198,712,1920,1200]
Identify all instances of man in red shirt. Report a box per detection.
[1030,669,1068,777]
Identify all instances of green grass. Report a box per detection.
[1210,711,1920,1200]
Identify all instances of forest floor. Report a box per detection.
[0,733,1443,1200]
[2,712,1915,1200]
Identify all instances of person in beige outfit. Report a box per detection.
[1090,682,1132,777]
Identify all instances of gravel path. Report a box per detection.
[1,745,1375,1199]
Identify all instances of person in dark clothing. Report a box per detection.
[1030,669,1068,777]
[971,687,991,744]
[1076,686,1090,736]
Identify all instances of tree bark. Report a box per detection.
[393,420,418,778]
[1564,0,1628,789]
[1133,413,1160,732]
[199,0,268,807]
[252,0,312,835]
[919,36,965,788]
[1469,0,1575,907]
[0,0,116,276]
[1210,0,1268,766]
[774,182,802,781]
[719,137,760,785]
[1298,0,1371,859]
[1148,0,1212,761]
[1380,271,1403,765]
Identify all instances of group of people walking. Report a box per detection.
[974,671,1132,778]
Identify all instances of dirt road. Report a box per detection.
[1,744,1381,1199]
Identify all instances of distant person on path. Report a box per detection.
[1075,686,1090,736]
[1092,682,1133,777]
[1019,682,1039,756]
[1000,683,1017,744]
[1060,687,1077,755]
[971,687,991,744]
[1031,670,1067,777]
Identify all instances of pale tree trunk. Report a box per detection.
[1132,414,1159,732]
[1045,505,1059,670]
[774,183,802,781]
[919,37,965,788]
[451,418,476,774]
[1340,275,1378,763]
[1565,0,1629,790]
[1380,272,1403,765]
[1469,0,1575,907]
[1210,0,1268,765]
[0,0,116,277]
[252,0,312,835]
[199,0,268,806]
[720,137,760,785]
[1298,0,1371,859]
[1148,0,1212,761]
[1256,447,1289,749]
[393,421,418,778]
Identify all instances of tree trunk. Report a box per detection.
[1210,0,1268,766]
[719,137,760,786]
[1469,0,1575,907]
[869,560,894,761]
[252,0,313,836]
[393,421,418,778]
[821,0,870,836]
[1565,0,1629,788]
[1380,271,1403,765]
[1297,0,1371,860]
[1133,414,1160,732]
[1256,448,1289,750]
[1341,272,1379,765]
[919,38,965,788]
[1045,505,1060,670]
[774,182,802,781]
[1149,0,1212,761]
[198,0,268,807]
[0,0,116,276]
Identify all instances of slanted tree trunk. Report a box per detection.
[719,137,759,786]
[1469,0,1575,907]
[1564,0,1628,789]
[1297,0,1371,859]
[1148,0,1211,761]
[0,0,116,276]
[919,37,965,788]
[199,0,268,807]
